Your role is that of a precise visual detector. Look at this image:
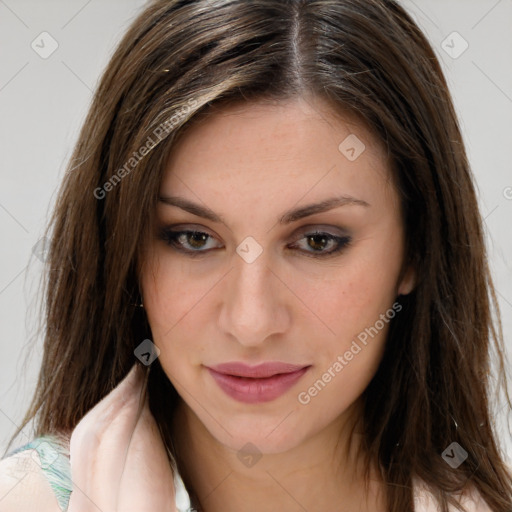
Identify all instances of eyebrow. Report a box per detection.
[158,194,370,225]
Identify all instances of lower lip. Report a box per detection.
[207,367,310,404]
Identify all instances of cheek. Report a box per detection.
[290,236,402,391]
[141,252,211,330]
[293,278,396,422]
[140,252,220,373]
[291,252,401,342]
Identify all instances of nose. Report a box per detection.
[218,250,291,348]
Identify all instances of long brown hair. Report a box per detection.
[7,0,511,510]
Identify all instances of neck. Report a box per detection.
[170,399,386,512]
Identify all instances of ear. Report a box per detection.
[397,264,415,296]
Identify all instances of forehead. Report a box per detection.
[159,97,397,215]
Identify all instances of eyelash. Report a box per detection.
[157,227,352,259]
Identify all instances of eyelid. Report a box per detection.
[159,223,218,241]
[291,224,348,237]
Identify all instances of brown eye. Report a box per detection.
[306,234,332,252]
[289,232,351,258]
[186,232,209,249]
[158,228,221,255]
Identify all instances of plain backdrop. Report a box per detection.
[1,0,511,465]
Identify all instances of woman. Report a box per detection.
[1,0,511,510]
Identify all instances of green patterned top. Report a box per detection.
[6,434,73,511]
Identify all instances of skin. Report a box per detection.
[67,365,177,512]
[140,95,415,512]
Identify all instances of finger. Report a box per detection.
[71,363,145,444]
[117,394,178,511]
[68,364,147,511]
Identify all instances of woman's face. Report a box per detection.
[140,96,414,454]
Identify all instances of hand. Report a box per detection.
[67,364,178,512]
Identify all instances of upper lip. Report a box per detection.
[207,362,309,378]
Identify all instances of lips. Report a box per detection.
[206,362,310,403]
[209,361,307,378]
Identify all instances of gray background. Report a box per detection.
[1,0,511,463]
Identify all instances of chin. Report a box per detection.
[197,408,313,455]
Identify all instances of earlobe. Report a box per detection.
[397,265,415,296]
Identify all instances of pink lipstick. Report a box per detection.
[206,362,310,404]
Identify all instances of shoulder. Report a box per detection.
[0,448,61,512]
[0,433,72,512]
[413,476,495,512]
